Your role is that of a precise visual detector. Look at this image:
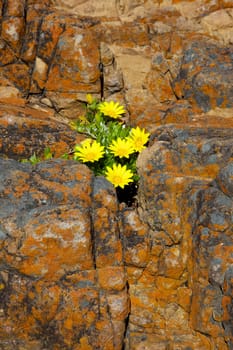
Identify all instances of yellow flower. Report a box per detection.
[86,94,93,104]
[105,163,133,189]
[109,137,134,158]
[98,101,125,119]
[74,139,104,163]
[76,138,92,148]
[129,126,150,152]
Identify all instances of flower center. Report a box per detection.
[87,151,97,161]
[135,137,143,146]
[112,175,122,184]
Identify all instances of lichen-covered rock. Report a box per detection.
[191,181,233,349]
[0,159,129,349]
[132,119,233,349]
[0,0,233,348]
[0,0,233,123]
[0,104,83,159]
[173,40,233,113]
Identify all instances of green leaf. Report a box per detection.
[61,153,69,159]
[29,153,41,165]
[44,147,53,160]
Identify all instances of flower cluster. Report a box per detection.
[71,95,150,189]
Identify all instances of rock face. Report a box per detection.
[136,122,233,349]
[173,41,233,112]
[0,159,129,350]
[0,0,233,349]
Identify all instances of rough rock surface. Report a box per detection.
[0,159,129,350]
[0,0,233,349]
[135,121,233,349]
[0,104,84,160]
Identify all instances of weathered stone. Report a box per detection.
[50,0,233,20]
[216,162,233,197]
[172,0,219,19]
[0,159,129,349]
[100,42,114,66]
[145,69,176,103]
[0,104,83,159]
[134,120,233,348]
[1,17,25,54]
[0,39,16,66]
[191,182,233,347]
[0,85,25,106]
[31,57,49,90]
[120,208,150,267]
[45,25,100,93]
[92,177,123,267]
[37,13,65,61]
[173,40,233,112]
[0,63,30,94]
[4,0,26,17]
[103,64,124,96]
[0,0,233,348]
[20,18,41,63]
[51,0,118,18]
[201,9,233,45]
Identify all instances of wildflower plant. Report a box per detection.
[70,95,150,192]
[21,147,53,165]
